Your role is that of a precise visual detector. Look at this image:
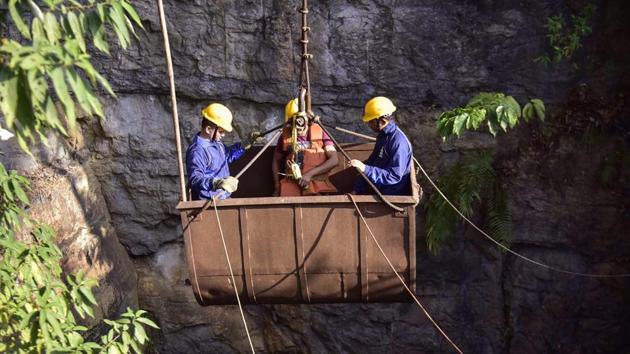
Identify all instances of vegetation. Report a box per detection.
[535,3,596,66]
[426,92,545,254]
[0,0,143,150]
[0,1,158,352]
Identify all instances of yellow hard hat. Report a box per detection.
[201,103,233,132]
[362,96,397,122]
[284,98,299,122]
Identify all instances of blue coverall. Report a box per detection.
[186,134,245,200]
[353,122,412,195]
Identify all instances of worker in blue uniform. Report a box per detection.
[350,97,413,195]
[186,103,251,200]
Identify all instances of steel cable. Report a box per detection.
[413,156,630,278]
[212,196,256,353]
[348,194,464,354]
[323,122,630,278]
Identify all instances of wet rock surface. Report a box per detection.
[3,0,630,352]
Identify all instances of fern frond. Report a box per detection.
[485,183,512,249]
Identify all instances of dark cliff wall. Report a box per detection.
[4,0,629,353]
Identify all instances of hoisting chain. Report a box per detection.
[292,1,405,212]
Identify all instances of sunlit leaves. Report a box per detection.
[2,0,142,154]
[436,92,545,139]
[1,167,159,352]
[1,1,155,352]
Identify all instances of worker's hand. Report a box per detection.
[241,131,261,150]
[216,176,239,193]
[349,159,366,173]
[298,172,312,188]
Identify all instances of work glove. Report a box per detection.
[349,159,366,173]
[213,176,239,193]
[241,131,262,150]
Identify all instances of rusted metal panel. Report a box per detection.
[178,143,421,305]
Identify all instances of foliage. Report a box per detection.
[426,152,511,254]
[535,3,596,65]
[0,167,158,353]
[0,0,143,152]
[0,1,158,352]
[437,92,545,139]
[427,92,543,254]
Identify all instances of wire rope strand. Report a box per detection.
[156,0,187,202]
[413,156,630,278]
[348,195,464,354]
[212,197,256,353]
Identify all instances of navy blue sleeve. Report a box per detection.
[225,142,246,163]
[364,138,411,186]
[187,146,213,199]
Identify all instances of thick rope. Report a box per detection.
[212,196,256,353]
[195,129,283,218]
[321,123,630,277]
[320,123,377,142]
[348,195,464,354]
[413,156,630,278]
[156,0,187,202]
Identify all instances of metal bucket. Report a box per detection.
[177,143,420,305]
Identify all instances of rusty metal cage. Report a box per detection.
[177,143,421,305]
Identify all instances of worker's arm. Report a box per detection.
[187,149,212,198]
[225,142,246,163]
[363,140,410,186]
[298,147,339,188]
[187,148,226,200]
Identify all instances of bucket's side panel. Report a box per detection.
[181,211,206,306]
[244,206,300,303]
[299,205,361,302]
[357,203,410,302]
[408,205,417,295]
[187,207,244,305]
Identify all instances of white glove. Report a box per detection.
[213,176,239,193]
[349,159,366,173]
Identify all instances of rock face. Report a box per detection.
[0,135,138,324]
[4,0,630,353]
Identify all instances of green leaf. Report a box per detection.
[11,178,29,204]
[67,11,87,53]
[31,18,46,42]
[8,0,31,39]
[109,4,130,49]
[487,119,499,136]
[45,96,67,135]
[78,285,97,306]
[129,338,142,354]
[522,102,533,122]
[27,69,47,107]
[0,68,19,128]
[453,112,468,137]
[121,1,144,29]
[75,60,116,97]
[133,322,147,344]
[50,67,77,130]
[19,53,45,71]
[44,13,61,44]
[47,312,65,343]
[136,317,159,329]
[85,13,110,54]
[531,98,546,121]
[108,344,122,354]
[65,68,93,116]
